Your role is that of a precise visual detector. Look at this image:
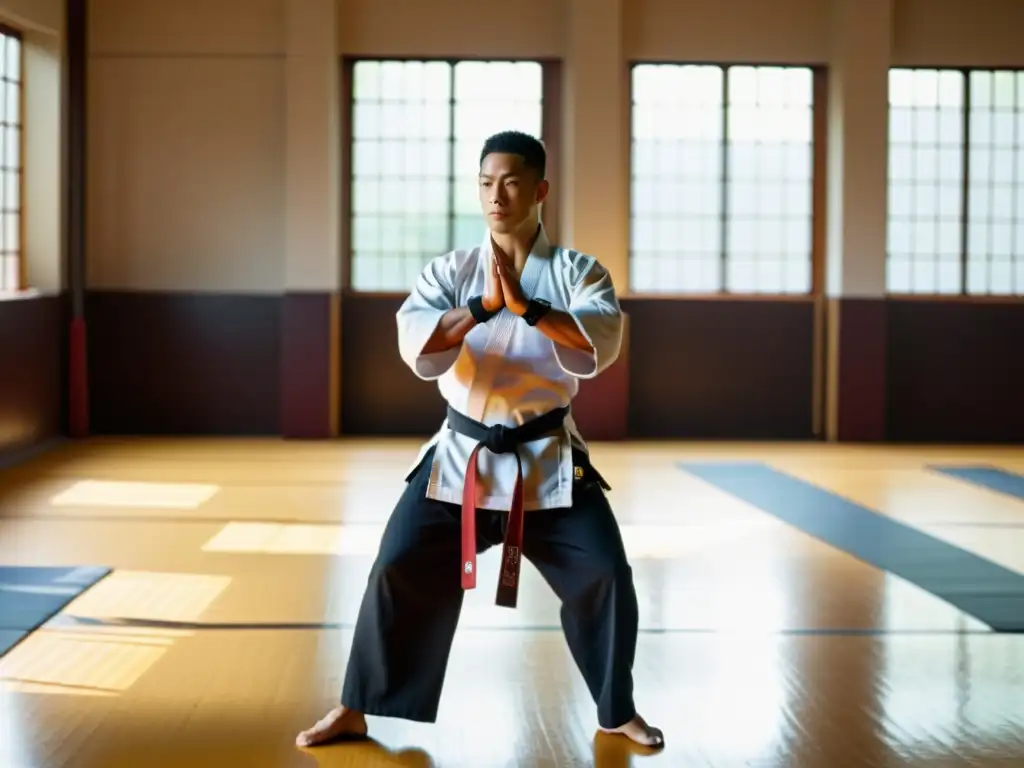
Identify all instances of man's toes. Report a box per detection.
[623,724,663,747]
[638,726,664,747]
[600,717,665,750]
[296,726,332,748]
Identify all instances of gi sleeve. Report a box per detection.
[396,252,461,380]
[553,257,623,379]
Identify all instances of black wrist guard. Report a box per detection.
[522,298,552,327]
[468,295,498,324]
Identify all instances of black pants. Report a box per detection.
[339,446,640,729]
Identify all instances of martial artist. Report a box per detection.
[297,130,664,750]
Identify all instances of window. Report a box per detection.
[630,64,815,294]
[887,69,966,294]
[887,68,1024,295]
[967,70,1023,295]
[348,59,544,292]
[0,27,21,293]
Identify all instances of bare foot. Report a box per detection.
[600,714,664,748]
[295,706,368,747]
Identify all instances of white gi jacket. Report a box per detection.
[396,226,623,512]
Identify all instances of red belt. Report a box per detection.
[446,405,569,609]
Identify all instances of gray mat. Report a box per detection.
[679,461,1024,633]
[0,565,112,658]
[929,465,1024,502]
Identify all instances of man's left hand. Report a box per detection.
[493,248,529,316]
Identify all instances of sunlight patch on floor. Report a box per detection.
[50,480,220,510]
[0,571,231,697]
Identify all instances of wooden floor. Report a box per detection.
[2,438,1024,767]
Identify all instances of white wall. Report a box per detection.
[87,0,286,292]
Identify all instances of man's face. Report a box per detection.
[478,151,549,235]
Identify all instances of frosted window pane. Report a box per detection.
[724,68,812,293]
[0,29,22,293]
[965,68,1023,295]
[886,68,968,294]
[350,59,544,291]
[631,64,813,293]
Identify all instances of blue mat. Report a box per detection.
[0,566,111,658]
[0,629,25,657]
[679,462,1024,633]
[929,465,1024,502]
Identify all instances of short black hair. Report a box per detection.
[479,131,546,179]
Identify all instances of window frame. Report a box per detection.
[340,56,562,295]
[0,21,23,295]
[626,60,827,300]
[886,65,1024,299]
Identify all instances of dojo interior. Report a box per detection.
[2,0,1024,766]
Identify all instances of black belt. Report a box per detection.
[447,405,569,608]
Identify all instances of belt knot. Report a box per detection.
[483,424,516,454]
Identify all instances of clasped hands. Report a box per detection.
[469,239,594,353]
[481,241,529,316]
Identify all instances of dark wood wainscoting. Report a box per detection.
[281,292,338,439]
[340,293,447,436]
[0,294,63,463]
[72,291,1022,443]
[828,298,887,442]
[622,297,817,439]
[85,291,281,435]
[886,299,1024,442]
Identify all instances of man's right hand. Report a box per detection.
[482,251,505,313]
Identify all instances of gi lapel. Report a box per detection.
[465,227,552,420]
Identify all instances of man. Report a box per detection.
[296,131,664,751]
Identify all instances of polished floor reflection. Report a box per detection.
[1,438,1024,767]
